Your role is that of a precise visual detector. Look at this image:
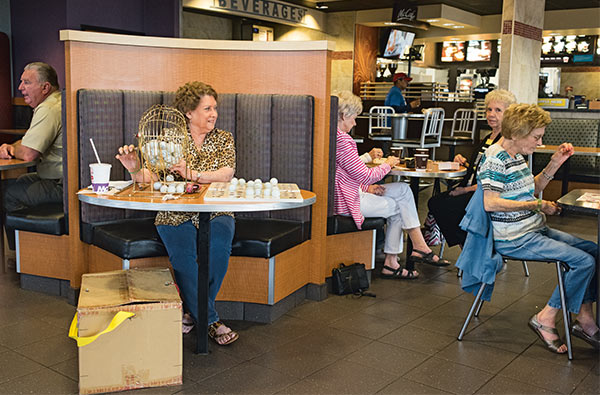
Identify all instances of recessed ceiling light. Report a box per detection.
[315,2,328,9]
[443,23,454,26]
[384,22,399,25]
[453,25,465,29]
[426,19,439,23]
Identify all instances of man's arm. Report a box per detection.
[0,140,41,161]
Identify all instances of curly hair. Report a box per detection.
[484,89,516,108]
[501,103,552,140]
[334,90,363,121]
[172,81,218,117]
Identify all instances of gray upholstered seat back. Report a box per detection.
[77,89,313,225]
[328,96,338,217]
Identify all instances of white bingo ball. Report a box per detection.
[153,182,162,191]
[247,180,255,188]
[230,177,238,185]
[264,182,272,189]
[254,182,262,190]
[160,185,168,193]
[238,178,246,185]
[228,183,237,192]
[254,179,262,184]
[167,184,177,194]
[263,188,271,197]
[159,141,167,150]
[165,174,175,182]
[176,184,185,194]
[269,177,278,186]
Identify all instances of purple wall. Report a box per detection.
[10,0,179,96]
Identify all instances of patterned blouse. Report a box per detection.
[154,128,236,227]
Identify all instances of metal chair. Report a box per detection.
[368,106,394,141]
[391,108,445,159]
[457,257,573,360]
[441,108,478,160]
[458,258,529,277]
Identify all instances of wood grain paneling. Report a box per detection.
[87,245,171,274]
[18,232,70,280]
[325,231,374,275]
[353,25,378,96]
[216,257,270,303]
[63,34,332,289]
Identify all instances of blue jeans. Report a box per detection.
[157,215,235,325]
[495,226,597,314]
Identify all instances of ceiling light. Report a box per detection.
[453,25,465,29]
[443,23,454,26]
[426,19,439,23]
[315,2,328,9]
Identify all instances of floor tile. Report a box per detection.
[287,326,372,357]
[0,317,64,349]
[387,288,453,310]
[251,340,339,379]
[497,355,589,394]
[474,376,561,394]
[0,367,78,394]
[329,311,403,340]
[303,359,397,394]
[286,300,354,324]
[14,333,77,367]
[435,341,518,374]
[49,357,78,382]
[378,377,454,394]
[379,324,457,355]
[242,315,326,345]
[190,361,297,394]
[343,340,430,375]
[571,370,600,394]
[404,356,493,394]
[360,299,426,324]
[0,349,45,384]
[182,347,243,382]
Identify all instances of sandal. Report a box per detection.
[182,313,194,334]
[380,265,419,280]
[571,320,600,350]
[410,249,450,267]
[208,321,239,346]
[528,314,567,354]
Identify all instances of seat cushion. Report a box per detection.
[441,136,473,145]
[231,218,307,258]
[5,203,66,236]
[92,218,167,259]
[327,215,385,235]
[392,137,439,145]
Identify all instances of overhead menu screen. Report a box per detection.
[541,35,595,63]
[466,40,492,62]
[441,41,465,62]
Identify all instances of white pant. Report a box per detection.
[360,182,421,254]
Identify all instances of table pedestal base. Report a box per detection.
[196,213,210,354]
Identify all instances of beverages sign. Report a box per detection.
[214,0,307,24]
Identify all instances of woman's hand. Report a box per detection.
[550,143,574,167]
[449,186,468,196]
[367,184,385,196]
[454,154,468,166]
[541,200,562,215]
[170,159,193,180]
[368,148,383,160]
[385,156,400,168]
[115,145,140,172]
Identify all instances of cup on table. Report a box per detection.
[415,148,429,156]
[390,147,404,158]
[414,154,428,171]
[89,163,112,193]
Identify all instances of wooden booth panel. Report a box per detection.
[18,232,70,280]
[325,230,375,276]
[86,245,171,273]
[217,258,270,304]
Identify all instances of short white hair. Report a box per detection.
[334,91,363,120]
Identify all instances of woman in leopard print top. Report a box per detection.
[116,81,238,345]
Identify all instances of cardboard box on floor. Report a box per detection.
[72,268,182,395]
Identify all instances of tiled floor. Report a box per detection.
[0,191,598,394]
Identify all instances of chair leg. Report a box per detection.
[522,260,530,277]
[458,283,486,340]
[474,299,484,317]
[438,237,445,259]
[555,261,573,360]
[457,268,462,277]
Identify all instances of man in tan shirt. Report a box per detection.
[0,62,62,212]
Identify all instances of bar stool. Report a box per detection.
[368,106,394,141]
[391,108,444,159]
[457,256,573,360]
[441,108,477,160]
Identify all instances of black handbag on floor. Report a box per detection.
[331,263,375,297]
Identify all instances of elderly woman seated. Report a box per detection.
[477,103,598,354]
[334,91,450,280]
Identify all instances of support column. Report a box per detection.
[498,0,545,104]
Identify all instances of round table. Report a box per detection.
[0,158,37,273]
[78,184,316,354]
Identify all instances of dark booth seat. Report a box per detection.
[327,215,385,236]
[232,218,309,258]
[6,203,66,236]
[91,218,167,260]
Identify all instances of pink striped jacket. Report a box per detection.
[334,129,390,229]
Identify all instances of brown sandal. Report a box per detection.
[208,321,239,346]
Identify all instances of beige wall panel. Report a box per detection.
[216,258,269,303]
[273,241,311,303]
[18,232,70,280]
[325,231,373,276]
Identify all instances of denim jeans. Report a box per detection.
[494,226,597,314]
[157,215,235,325]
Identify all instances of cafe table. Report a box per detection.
[386,161,467,208]
[557,188,600,327]
[0,158,37,273]
[529,145,600,195]
[78,184,316,354]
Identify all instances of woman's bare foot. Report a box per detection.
[381,254,418,278]
[536,310,567,353]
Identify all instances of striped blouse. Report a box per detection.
[334,128,391,229]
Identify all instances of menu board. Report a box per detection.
[541,35,595,63]
[441,41,465,62]
[384,30,415,58]
[466,40,492,62]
